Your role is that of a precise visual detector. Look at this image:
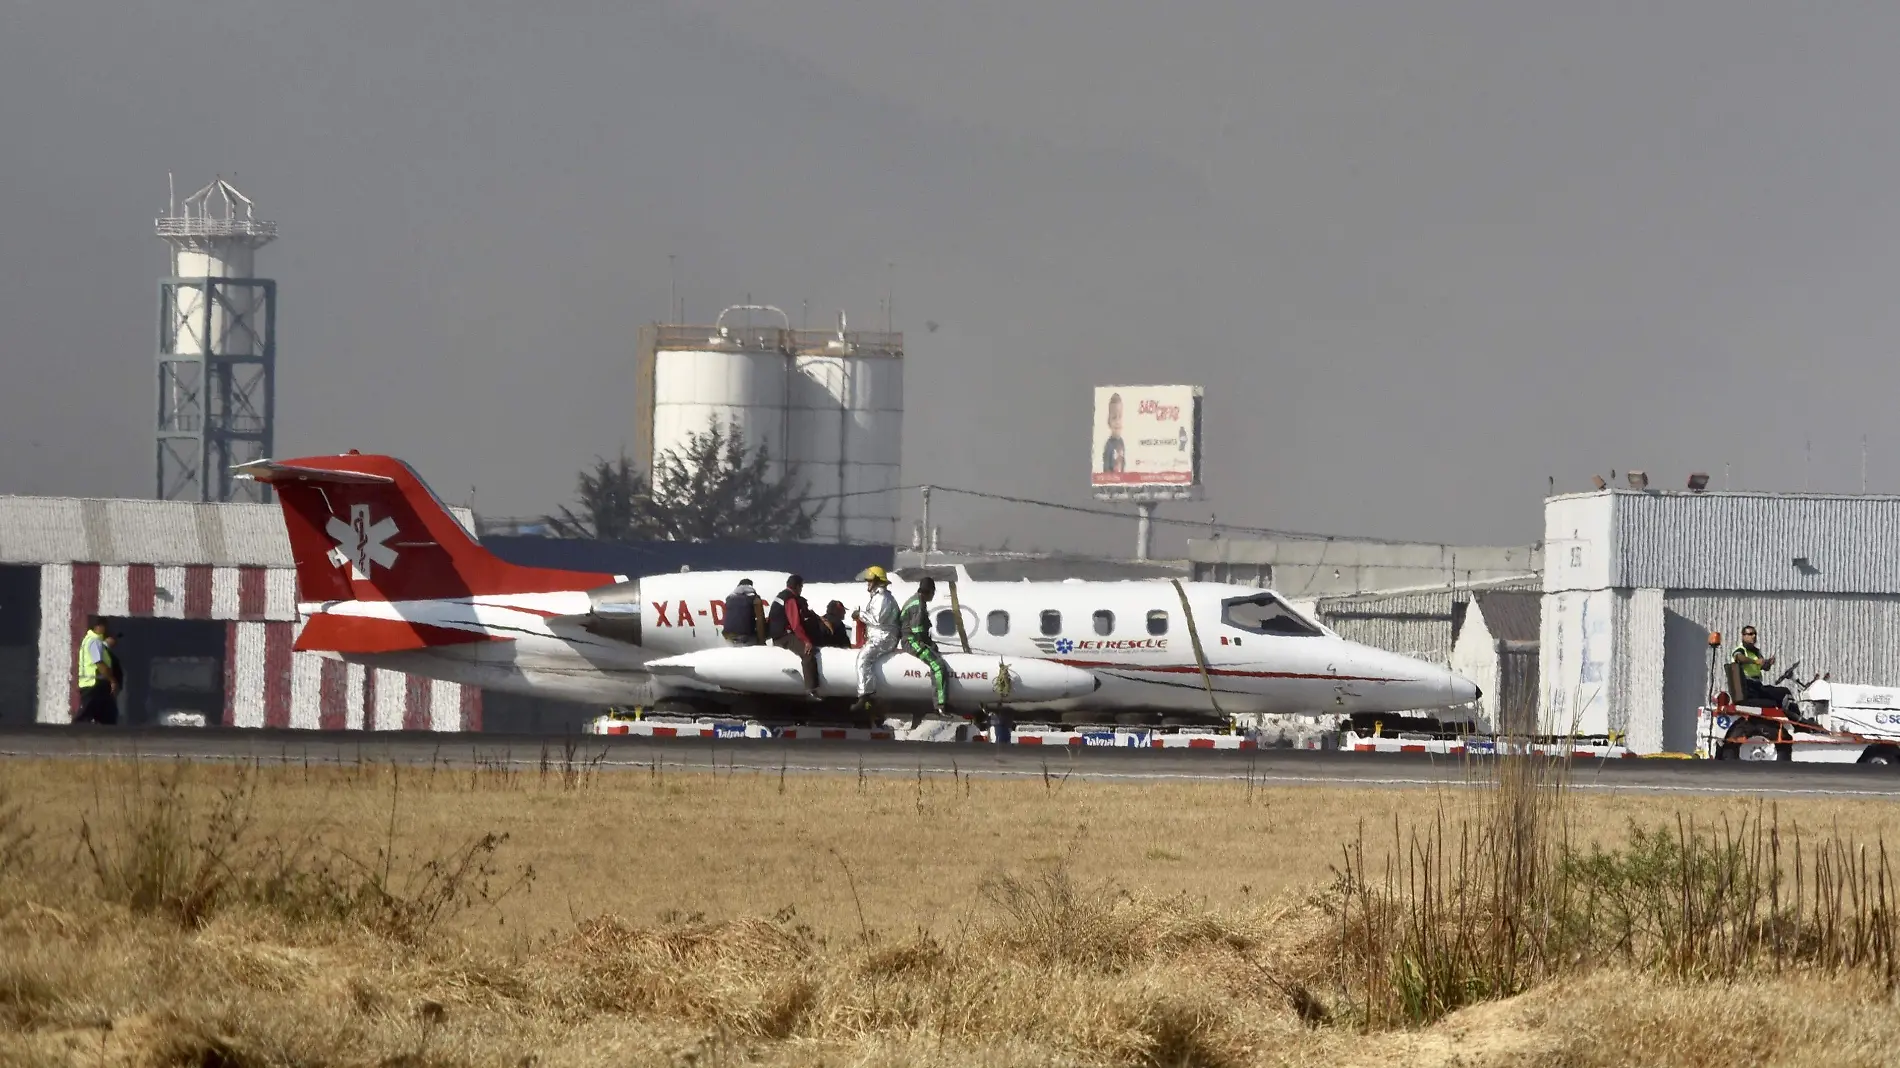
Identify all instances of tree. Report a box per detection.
[646,420,820,541]
[543,453,657,542]
[543,419,820,543]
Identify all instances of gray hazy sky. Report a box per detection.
[5,2,1900,557]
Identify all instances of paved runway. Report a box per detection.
[5,726,1900,797]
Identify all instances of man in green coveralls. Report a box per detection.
[899,577,950,729]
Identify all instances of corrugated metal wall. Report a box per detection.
[1539,588,1900,752]
[1609,492,1900,594]
[1498,645,1539,734]
[1619,588,1665,752]
[1314,589,1461,665]
[1660,591,1900,690]
[1541,589,1615,736]
[1316,579,1541,667]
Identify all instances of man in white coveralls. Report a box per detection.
[852,565,900,712]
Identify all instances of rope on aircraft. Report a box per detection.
[947,577,973,654]
[1171,578,1223,717]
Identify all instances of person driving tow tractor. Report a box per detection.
[1733,625,1794,712]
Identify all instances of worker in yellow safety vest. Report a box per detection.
[73,616,119,725]
[1733,624,1792,711]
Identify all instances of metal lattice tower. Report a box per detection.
[155,177,278,502]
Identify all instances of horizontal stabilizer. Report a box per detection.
[234,460,395,485]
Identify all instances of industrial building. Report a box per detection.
[0,496,479,728]
[635,308,904,547]
[1542,486,1900,753]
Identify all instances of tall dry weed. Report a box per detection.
[1333,748,1900,1029]
[0,778,31,880]
[78,763,258,926]
[75,760,532,941]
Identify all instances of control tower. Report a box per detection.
[155,177,278,502]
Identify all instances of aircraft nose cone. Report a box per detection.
[1449,672,1481,704]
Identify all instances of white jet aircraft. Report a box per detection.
[240,452,1480,725]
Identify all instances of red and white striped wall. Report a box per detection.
[36,562,479,730]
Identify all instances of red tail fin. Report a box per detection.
[240,453,614,603]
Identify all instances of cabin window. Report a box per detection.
[1220,593,1323,637]
[1040,610,1063,636]
[936,610,958,637]
[1146,610,1169,636]
[987,610,1010,636]
[1092,610,1115,636]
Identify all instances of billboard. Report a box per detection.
[1091,385,1201,494]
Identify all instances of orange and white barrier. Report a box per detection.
[586,716,896,741]
[974,727,1257,749]
[1341,732,1633,758]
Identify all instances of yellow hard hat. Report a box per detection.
[857,565,889,584]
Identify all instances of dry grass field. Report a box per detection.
[3,753,1900,1066]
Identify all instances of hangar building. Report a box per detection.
[1542,487,1900,753]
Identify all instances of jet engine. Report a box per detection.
[582,579,642,645]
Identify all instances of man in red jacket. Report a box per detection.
[768,575,821,697]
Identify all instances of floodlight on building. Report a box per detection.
[1687,472,1710,492]
[1627,470,1648,490]
[1590,474,1607,491]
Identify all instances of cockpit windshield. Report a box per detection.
[1220,593,1323,637]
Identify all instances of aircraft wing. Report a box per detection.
[644,646,1096,707]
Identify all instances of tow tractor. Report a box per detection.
[1694,645,1900,765]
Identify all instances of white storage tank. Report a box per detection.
[788,352,846,521]
[647,307,791,484]
[788,325,903,546]
[637,308,904,545]
[161,179,272,361]
[840,341,904,546]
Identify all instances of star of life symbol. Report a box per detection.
[324,504,399,581]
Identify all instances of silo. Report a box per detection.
[787,351,845,526]
[789,323,904,545]
[643,306,791,486]
[635,307,903,545]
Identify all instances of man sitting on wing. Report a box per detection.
[852,566,899,714]
[900,576,950,729]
